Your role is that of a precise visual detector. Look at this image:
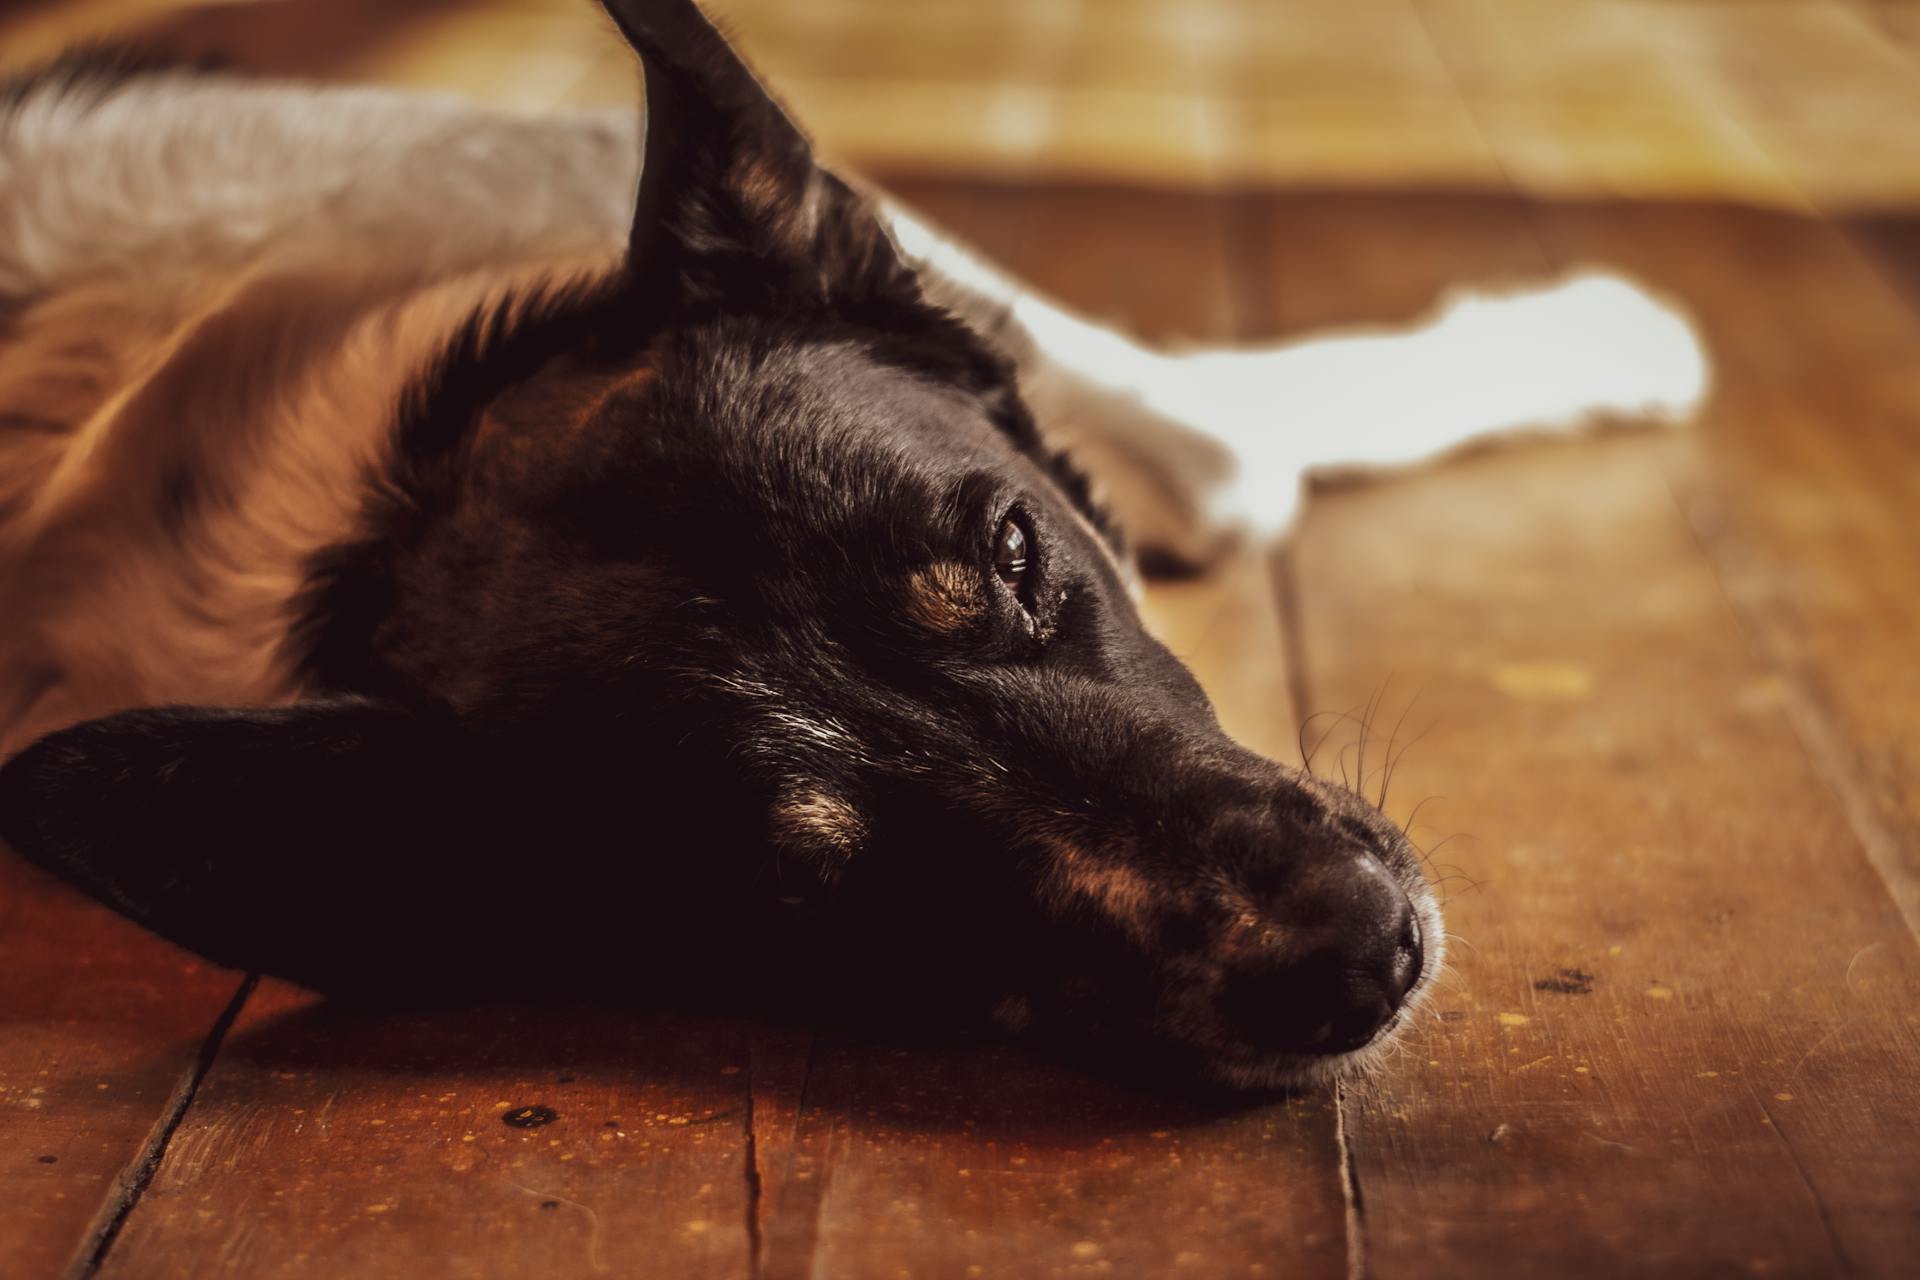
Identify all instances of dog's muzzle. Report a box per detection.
[1214,849,1424,1055]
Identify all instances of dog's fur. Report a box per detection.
[0,3,1705,1089]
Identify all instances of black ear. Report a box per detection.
[0,701,688,999]
[599,0,916,308]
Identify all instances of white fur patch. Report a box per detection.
[888,199,1711,561]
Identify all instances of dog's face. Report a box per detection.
[0,0,1438,1090]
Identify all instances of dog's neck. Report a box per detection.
[0,254,617,757]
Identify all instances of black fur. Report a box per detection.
[0,0,1433,1090]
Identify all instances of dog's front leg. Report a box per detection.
[886,202,1709,568]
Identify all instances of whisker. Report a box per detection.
[1379,718,1437,811]
[1375,686,1419,808]
[1300,704,1367,777]
[1402,794,1445,839]
[1421,832,1475,862]
[1339,740,1370,793]
[1355,676,1391,807]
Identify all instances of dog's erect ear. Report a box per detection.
[598,0,917,308]
[0,701,671,997]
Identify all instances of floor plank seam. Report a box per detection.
[1834,219,1920,317]
[1270,542,1312,752]
[1670,478,1920,942]
[1757,1097,1854,1276]
[64,972,259,1280]
[1405,0,1528,214]
[787,1036,827,1280]
[1334,1085,1368,1280]
[744,1035,765,1280]
[1221,190,1278,340]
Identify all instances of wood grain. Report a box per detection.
[883,179,1243,348]
[1234,190,1549,340]
[23,0,1920,206]
[1262,191,1920,1277]
[1542,201,1920,935]
[773,1040,1346,1280]
[0,859,250,1280]
[98,982,757,1280]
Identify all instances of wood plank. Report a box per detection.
[1231,189,1549,340]
[1302,431,1920,1276]
[1631,2,1920,210]
[98,982,757,1279]
[1532,198,1920,1271]
[1414,1,1806,208]
[1568,202,1920,934]
[1259,190,1920,1276]
[0,858,250,1280]
[879,178,1242,347]
[742,180,1350,1280]
[785,1041,1346,1280]
[0,1,456,80]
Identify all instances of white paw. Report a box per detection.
[1423,271,1710,431]
[1125,271,1710,542]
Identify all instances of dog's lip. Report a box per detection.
[1199,999,1419,1091]
[1198,1043,1334,1093]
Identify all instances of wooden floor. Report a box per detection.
[4,2,1920,1277]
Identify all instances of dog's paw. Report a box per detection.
[1109,271,1710,553]
[1412,271,1711,433]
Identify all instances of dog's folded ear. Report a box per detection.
[598,0,917,308]
[0,700,657,998]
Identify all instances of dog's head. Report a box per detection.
[0,0,1439,1090]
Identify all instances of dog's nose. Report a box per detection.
[1217,855,1422,1055]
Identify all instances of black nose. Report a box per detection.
[1217,856,1423,1056]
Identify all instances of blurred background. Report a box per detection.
[7,0,1912,208]
[8,0,1920,205]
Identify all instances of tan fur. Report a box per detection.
[1045,841,1161,944]
[0,61,654,759]
[904,559,986,634]
[769,788,867,867]
[0,250,617,759]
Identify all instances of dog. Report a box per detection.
[0,0,1705,1089]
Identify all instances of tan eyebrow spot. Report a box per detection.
[905,560,987,634]
[770,789,867,868]
[1045,842,1159,943]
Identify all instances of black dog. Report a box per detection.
[0,0,1440,1089]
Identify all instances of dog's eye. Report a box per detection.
[993,517,1031,591]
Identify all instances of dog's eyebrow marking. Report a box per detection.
[770,788,867,867]
[1044,842,1159,944]
[905,560,987,634]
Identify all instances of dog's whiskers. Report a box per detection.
[1402,793,1445,839]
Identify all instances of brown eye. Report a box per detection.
[993,517,1030,590]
